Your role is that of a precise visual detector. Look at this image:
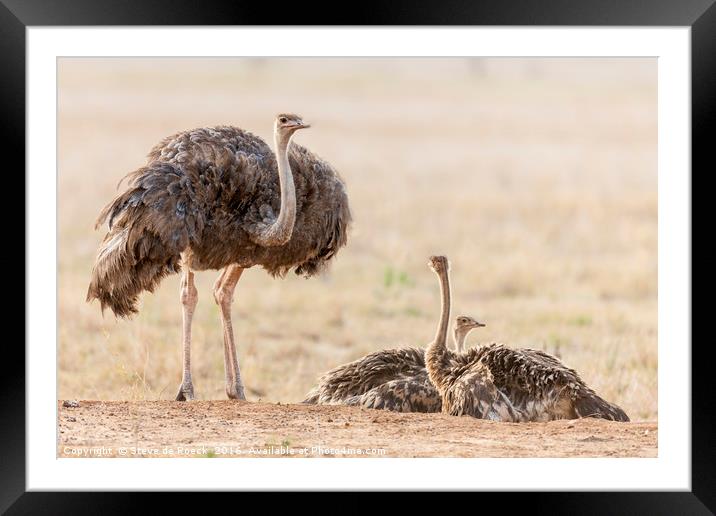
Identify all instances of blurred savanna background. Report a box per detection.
[58,58,657,420]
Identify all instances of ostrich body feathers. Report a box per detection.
[87,125,351,317]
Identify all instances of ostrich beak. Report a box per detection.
[474,321,486,328]
[295,121,310,129]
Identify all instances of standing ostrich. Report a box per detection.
[302,315,486,412]
[87,114,351,401]
[424,256,630,422]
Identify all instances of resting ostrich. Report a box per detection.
[87,114,351,401]
[302,315,485,412]
[424,256,630,422]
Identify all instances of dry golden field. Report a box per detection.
[58,57,657,422]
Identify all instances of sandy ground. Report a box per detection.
[57,400,657,458]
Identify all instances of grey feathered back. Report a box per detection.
[303,347,428,404]
[427,343,630,422]
[87,126,351,317]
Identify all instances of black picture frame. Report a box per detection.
[3,0,708,511]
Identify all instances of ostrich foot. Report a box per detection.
[226,382,246,401]
[175,382,195,401]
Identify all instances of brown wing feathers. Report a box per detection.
[87,161,201,317]
[428,343,630,422]
[87,125,351,318]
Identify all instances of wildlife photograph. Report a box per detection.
[58,57,657,458]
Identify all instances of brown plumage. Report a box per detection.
[88,119,350,317]
[424,256,630,422]
[442,344,630,421]
[87,114,351,401]
[302,347,437,411]
[302,316,484,412]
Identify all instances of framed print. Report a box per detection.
[5,0,710,510]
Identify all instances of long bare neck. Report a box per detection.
[254,132,297,246]
[453,327,474,353]
[453,328,465,353]
[433,268,452,350]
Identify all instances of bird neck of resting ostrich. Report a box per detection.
[453,327,466,353]
[433,269,452,350]
[452,326,476,353]
[261,132,297,245]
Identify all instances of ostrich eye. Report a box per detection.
[279,117,287,123]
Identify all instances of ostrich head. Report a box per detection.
[455,315,485,332]
[453,315,485,352]
[428,255,449,275]
[274,113,310,144]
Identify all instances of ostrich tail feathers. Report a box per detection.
[301,388,320,404]
[86,225,182,318]
[573,391,630,422]
[87,162,196,318]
